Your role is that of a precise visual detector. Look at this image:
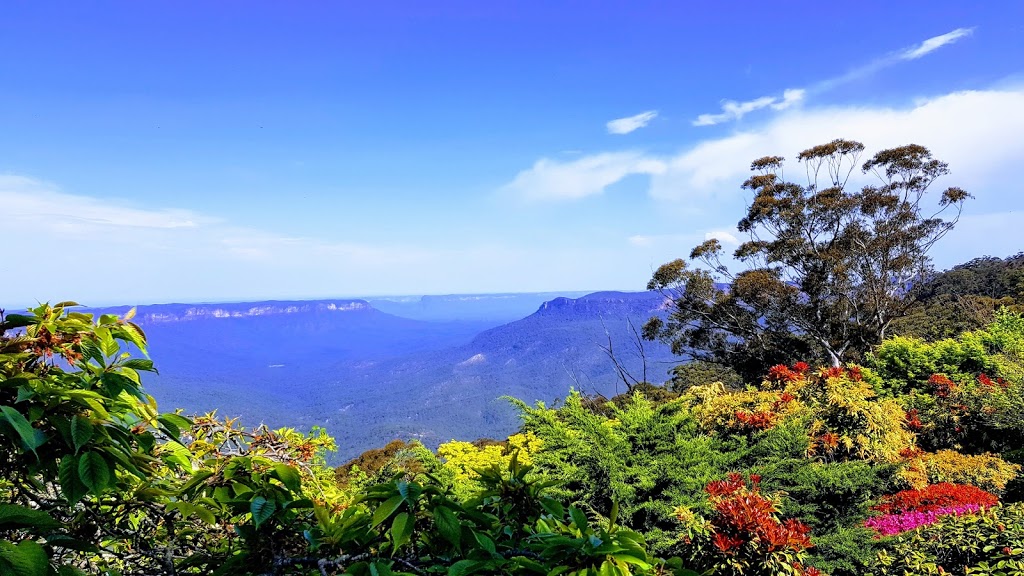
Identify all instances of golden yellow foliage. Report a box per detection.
[437,432,543,486]
[898,449,1021,492]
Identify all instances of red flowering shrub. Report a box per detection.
[767,364,803,385]
[873,483,999,515]
[905,409,923,431]
[733,410,779,431]
[928,373,956,398]
[674,474,825,575]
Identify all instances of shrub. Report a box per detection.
[897,449,1020,492]
[873,483,999,515]
[872,503,1024,575]
[672,474,824,576]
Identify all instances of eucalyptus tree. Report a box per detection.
[644,139,971,380]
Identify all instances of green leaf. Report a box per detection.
[157,413,191,440]
[447,560,481,576]
[58,456,87,505]
[179,470,215,494]
[41,535,98,553]
[121,358,156,373]
[70,415,93,453]
[0,406,46,454]
[598,560,619,576]
[2,315,36,329]
[539,497,564,518]
[250,496,276,529]
[433,505,461,547]
[77,452,111,495]
[390,512,414,549]
[0,504,60,531]
[0,539,48,576]
[371,495,404,528]
[569,507,588,530]
[271,463,302,493]
[473,532,496,555]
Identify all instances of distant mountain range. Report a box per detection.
[84,291,678,461]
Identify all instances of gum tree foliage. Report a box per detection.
[644,139,971,380]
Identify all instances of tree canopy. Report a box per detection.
[644,139,971,380]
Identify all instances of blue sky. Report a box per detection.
[3,2,1024,306]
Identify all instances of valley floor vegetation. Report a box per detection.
[4,140,1024,575]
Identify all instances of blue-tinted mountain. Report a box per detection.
[81,292,679,462]
[366,291,592,323]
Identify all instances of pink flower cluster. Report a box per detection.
[864,504,981,536]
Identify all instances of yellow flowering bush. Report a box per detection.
[437,432,543,496]
[898,449,1020,492]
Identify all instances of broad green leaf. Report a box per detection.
[40,535,98,553]
[0,406,46,454]
[179,470,216,494]
[70,415,93,453]
[390,512,414,549]
[157,413,191,439]
[447,560,480,576]
[433,505,461,547]
[473,532,496,555]
[58,456,87,505]
[271,463,301,493]
[54,301,81,308]
[77,452,111,495]
[371,495,404,528]
[1,315,36,329]
[569,507,588,530]
[0,539,48,576]
[121,358,156,373]
[0,504,60,531]
[250,496,276,529]
[598,560,619,576]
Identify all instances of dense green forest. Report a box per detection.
[3,141,1024,575]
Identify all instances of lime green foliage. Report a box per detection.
[513,391,744,552]
[869,309,1024,395]
[436,432,543,498]
[873,503,1024,575]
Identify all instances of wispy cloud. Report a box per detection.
[607,110,658,134]
[900,27,974,60]
[1,175,215,230]
[693,28,974,126]
[694,89,804,126]
[500,152,666,201]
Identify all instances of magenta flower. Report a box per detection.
[864,504,981,536]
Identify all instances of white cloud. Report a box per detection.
[655,87,1024,202]
[704,230,740,245]
[607,110,658,134]
[501,152,666,201]
[694,89,805,126]
[900,27,974,60]
[694,28,973,126]
[0,175,214,231]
